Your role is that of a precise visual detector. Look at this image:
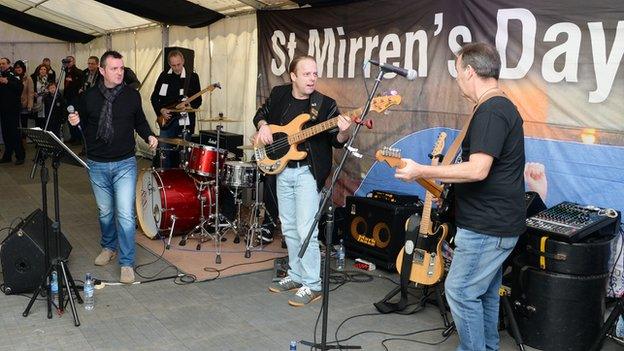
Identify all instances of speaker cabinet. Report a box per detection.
[199,130,244,159]
[163,47,195,76]
[344,196,422,270]
[1,209,72,294]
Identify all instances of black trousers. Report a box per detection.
[1,108,25,161]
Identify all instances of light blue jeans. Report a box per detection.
[277,166,321,291]
[87,157,138,267]
[445,227,519,351]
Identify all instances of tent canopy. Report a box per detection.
[0,0,361,43]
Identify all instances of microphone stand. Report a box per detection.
[299,68,387,350]
[30,61,68,180]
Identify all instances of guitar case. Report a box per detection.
[374,213,421,314]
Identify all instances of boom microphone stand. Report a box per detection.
[299,68,388,350]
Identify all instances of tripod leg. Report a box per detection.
[590,299,623,351]
[64,262,83,304]
[501,293,525,350]
[59,261,81,327]
[23,263,53,318]
[434,283,452,328]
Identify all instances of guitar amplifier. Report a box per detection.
[344,196,422,270]
[199,130,243,159]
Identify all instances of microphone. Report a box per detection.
[67,105,82,132]
[368,59,417,80]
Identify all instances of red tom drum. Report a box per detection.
[186,144,226,178]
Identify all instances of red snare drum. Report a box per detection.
[136,168,214,239]
[186,144,226,178]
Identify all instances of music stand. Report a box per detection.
[20,128,87,326]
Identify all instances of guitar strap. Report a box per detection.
[441,88,506,166]
[309,90,323,121]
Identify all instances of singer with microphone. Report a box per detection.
[68,50,158,284]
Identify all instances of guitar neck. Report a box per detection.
[185,85,216,105]
[288,107,363,144]
[419,192,434,235]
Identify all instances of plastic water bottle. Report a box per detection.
[50,271,58,302]
[84,273,94,311]
[289,340,297,350]
[336,239,345,271]
[616,315,624,338]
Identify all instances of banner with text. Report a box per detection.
[257,0,624,215]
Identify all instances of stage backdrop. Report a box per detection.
[257,0,624,219]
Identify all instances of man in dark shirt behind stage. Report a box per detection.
[150,49,201,168]
[395,42,525,350]
[68,51,158,284]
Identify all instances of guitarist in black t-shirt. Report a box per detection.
[395,42,525,351]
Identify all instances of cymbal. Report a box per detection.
[198,118,239,123]
[237,144,256,150]
[157,137,193,147]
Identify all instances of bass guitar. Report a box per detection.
[254,94,402,175]
[386,133,449,285]
[156,82,221,130]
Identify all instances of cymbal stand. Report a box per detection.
[246,169,274,257]
[211,124,225,263]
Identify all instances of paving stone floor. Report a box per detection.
[0,145,620,350]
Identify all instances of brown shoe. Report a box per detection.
[94,248,116,266]
[120,266,135,284]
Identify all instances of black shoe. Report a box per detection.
[259,227,274,244]
[0,158,11,164]
[14,159,25,165]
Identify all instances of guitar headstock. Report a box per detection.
[370,94,402,113]
[375,146,405,169]
[430,132,447,165]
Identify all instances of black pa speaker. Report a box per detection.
[163,47,195,76]
[1,209,72,294]
[344,196,422,270]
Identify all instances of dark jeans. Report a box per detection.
[1,109,25,161]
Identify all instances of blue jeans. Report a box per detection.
[87,157,138,267]
[277,166,321,291]
[445,227,519,351]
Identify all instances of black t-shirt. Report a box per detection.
[281,95,311,161]
[454,96,526,237]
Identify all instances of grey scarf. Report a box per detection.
[97,80,125,144]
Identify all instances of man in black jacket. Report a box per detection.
[68,51,158,284]
[0,57,25,164]
[150,49,201,168]
[254,55,352,306]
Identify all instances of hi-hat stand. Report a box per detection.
[21,128,87,326]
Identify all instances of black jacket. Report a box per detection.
[0,68,23,112]
[77,85,154,162]
[150,68,201,129]
[253,84,344,191]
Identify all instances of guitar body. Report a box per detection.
[396,223,449,285]
[255,113,311,174]
[156,101,181,130]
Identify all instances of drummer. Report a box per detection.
[150,49,201,168]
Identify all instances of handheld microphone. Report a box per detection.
[67,105,82,132]
[368,59,418,81]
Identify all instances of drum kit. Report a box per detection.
[136,123,273,263]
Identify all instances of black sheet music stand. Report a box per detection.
[20,128,87,326]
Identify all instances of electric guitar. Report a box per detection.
[156,82,221,130]
[254,94,402,175]
[375,147,443,198]
[390,133,449,285]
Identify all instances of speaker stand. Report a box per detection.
[590,295,624,351]
[22,150,82,326]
